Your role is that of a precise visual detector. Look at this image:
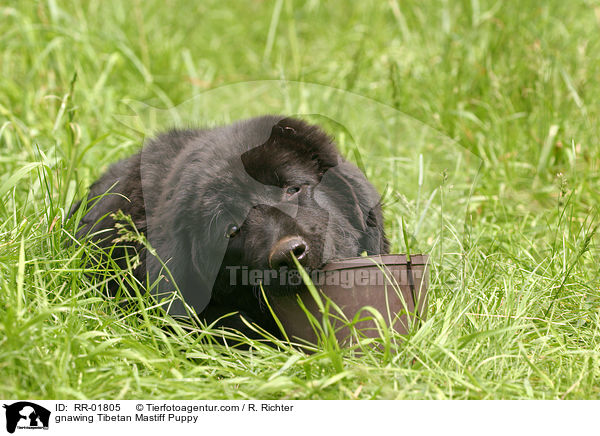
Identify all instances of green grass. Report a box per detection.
[1,0,599,399]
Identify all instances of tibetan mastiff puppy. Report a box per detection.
[74,115,388,338]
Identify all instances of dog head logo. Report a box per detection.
[2,402,50,433]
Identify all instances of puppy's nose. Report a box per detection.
[269,236,309,269]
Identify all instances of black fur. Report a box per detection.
[74,115,389,337]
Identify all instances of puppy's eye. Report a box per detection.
[225,224,240,238]
[285,186,301,195]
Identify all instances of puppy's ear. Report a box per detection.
[144,188,220,316]
[146,220,217,316]
[366,203,390,254]
[241,117,340,186]
[318,161,389,255]
[273,117,340,174]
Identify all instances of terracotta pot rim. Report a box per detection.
[321,253,429,271]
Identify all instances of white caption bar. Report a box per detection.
[0,400,595,435]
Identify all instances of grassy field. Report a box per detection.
[1,0,599,399]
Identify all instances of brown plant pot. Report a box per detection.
[269,254,429,345]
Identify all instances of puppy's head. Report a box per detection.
[150,116,388,314]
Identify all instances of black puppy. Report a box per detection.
[74,115,388,337]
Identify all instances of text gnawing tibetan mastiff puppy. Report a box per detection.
[74,115,389,339]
